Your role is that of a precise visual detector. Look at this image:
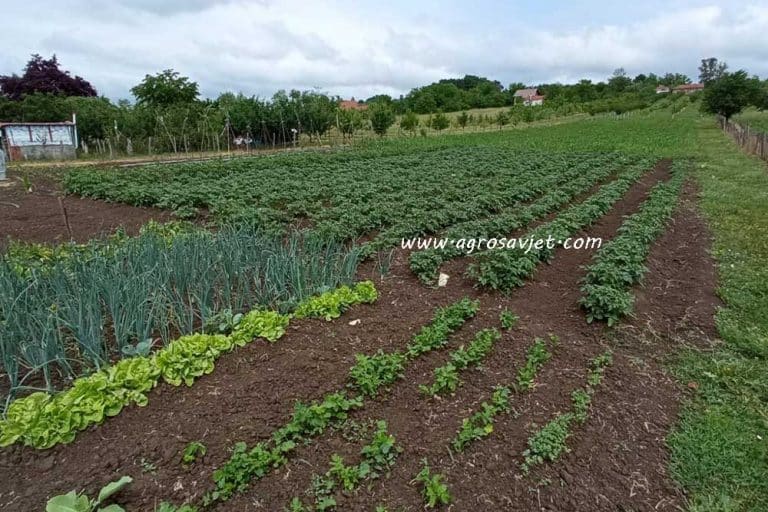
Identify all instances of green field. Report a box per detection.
[1,106,765,511]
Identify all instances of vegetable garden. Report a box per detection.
[0,112,743,511]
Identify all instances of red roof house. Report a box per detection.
[339,98,367,110]
[673,83,705,94]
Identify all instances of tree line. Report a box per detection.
[0,55,766,156]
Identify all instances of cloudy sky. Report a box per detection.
[1,0,767,101]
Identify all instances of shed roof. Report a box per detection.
[0,121,75,128]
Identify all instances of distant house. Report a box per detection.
[339,97,367,111]
[0,121,77,161]
[655,85,671,94]
[514,88,545,106]
[673,83,705,94]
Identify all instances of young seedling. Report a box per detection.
[181,441,207,467]
[421,329,500,396]
[499,309,519,330]
[452,386,511,451]
[521,414,574,473]
[413,459,451,508]
[516,337,553,391]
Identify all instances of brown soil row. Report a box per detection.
[0,178,173,249]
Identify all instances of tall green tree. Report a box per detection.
[608,68,632,93]
[430,111,450,131]
[338,108,364,139]
[456,111,469,129]
[701,70,762,119]
[699,58,728,85]
[131,69,199,108]
[399,110,420,134]
[369,102,395,136]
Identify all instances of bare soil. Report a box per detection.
[0,162,721,512]
[0,177,173,249]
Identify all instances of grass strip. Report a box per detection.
[667,119,768,510]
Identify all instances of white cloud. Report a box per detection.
[1,1,767,101]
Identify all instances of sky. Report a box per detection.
[1,0,767,101]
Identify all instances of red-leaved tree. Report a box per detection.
[0,54,97,100]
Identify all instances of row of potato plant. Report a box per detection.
[2,220,194,277]
[64,148,636,243]
[361,152,628,257]
[420,328,501,396]
[348,298,481,396]
[0,226,361,404]
[521,351,613,472]
[200,298,479,508]
[0,282,377,449]
[452,335,557,451]
[408,155,652,283]
[287,420,400,511]
[467,162,654,291]
[579,166,685,325]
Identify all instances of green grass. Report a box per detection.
[359,108,700,157]
[667,118,768,511]
[734,107,768,133]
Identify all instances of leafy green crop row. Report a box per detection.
[420,328,500,395]
[288,420,400,511]
[409,155,652,283]
[202,298,478,507]
[468,162,654,291]
[348,298,480,397]
[451,335,556,452]
[521,351,612,472]
[452,386,511,452]
[2,220,194,278]
[0,227,361,403]
[580,165,685,325]
[0,283,376,449]
[294,281,378,321]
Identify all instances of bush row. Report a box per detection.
[363,153,628,257]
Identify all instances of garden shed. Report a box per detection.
[0,121,77,161]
